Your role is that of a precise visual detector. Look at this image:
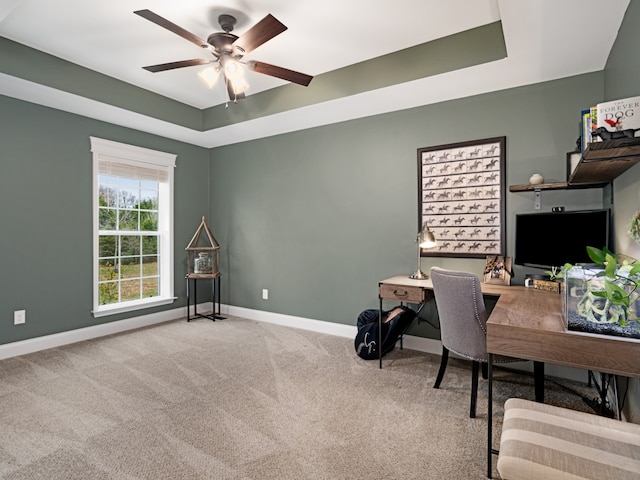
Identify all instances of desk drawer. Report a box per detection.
[379,284,426,303]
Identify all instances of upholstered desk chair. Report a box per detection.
[430,266,520,418]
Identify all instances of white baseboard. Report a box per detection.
[224,304,358,339]
[0,304,196,360]
[223,304,587,383]
[225,304,444,356]
[0,302,590,383]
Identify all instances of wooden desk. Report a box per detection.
[485,287,640,478]
[379,275,516,299]
[379,277,640,477]
[377,276,515,368]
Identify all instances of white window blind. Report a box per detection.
[98,157,169,183]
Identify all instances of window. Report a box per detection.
[90,137,176,317]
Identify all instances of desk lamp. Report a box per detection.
[409,223,437,279]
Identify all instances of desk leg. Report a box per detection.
[487,352,494,479]
[378,297,383,369]
[534,361,545,403]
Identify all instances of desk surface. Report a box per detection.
[484,284,640,478]
[380,275,640,378]
[486,286,640,378]
[379,275,514,297]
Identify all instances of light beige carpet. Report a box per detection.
[0,316,596,479]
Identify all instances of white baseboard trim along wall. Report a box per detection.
[226,305,587,383]
[0,303,587,383]
[0,305,192,361]
[225,305,448,357]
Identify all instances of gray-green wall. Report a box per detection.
[0,96,210,344]
[209,74,605,338]
[207,0,640,417]
[605,0,640,263]
[0,69,607,346]
[602,0,640,423]
[1,3,639,417]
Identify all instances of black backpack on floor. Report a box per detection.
[354,306,416,360]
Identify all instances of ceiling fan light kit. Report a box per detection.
[134,9,313,103]
[197,66,220,89]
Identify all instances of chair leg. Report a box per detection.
[470,360,479,418]
[433,346,449,389]
[481,362,488,379]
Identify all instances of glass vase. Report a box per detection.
[194,252,212,274]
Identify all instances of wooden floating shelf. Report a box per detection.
[509,181,610,192]
[571,138,640,184]
[584,137,640,160]
[510,138,640,192]
[509,182,567,192]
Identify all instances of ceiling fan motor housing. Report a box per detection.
[218,14,237,32]
[207,32,243,59]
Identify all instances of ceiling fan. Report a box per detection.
[134,9,313,102]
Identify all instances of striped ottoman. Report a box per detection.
[497,398,640,480]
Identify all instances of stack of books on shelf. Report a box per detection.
[581,95,640,153]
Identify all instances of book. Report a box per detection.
[589,105,601,142]
[581,109,591,155]
[596,96,640,137]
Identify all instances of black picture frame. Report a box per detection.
[417,136,506,258]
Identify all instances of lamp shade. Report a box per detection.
[409,223,437,279]
[198,66,220,89]
[418,224,437,249]
[409,222,438,280]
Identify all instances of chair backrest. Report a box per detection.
[430,266,488,362]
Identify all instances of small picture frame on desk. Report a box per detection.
[566,151,581,181]
[483,255,512,285]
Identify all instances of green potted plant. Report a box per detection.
[629,211,640,245]
[549,246,640,338]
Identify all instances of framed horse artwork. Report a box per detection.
[417,137,506,259]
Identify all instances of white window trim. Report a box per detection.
[90,137,177,317]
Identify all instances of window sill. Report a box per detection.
[92,296,177,318]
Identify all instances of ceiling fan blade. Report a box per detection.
[247,61,313,86]
[233,14,287,54]
[142,59,213,73]
[134,9,209,49]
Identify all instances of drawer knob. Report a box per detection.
[393,289,408,297]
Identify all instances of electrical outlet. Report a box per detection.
[262,289,269,300]
[14,310,26,325]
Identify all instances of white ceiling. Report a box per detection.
[0,0,630,147]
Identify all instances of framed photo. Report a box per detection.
[417,137,506,258]
[483,255,513,285]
